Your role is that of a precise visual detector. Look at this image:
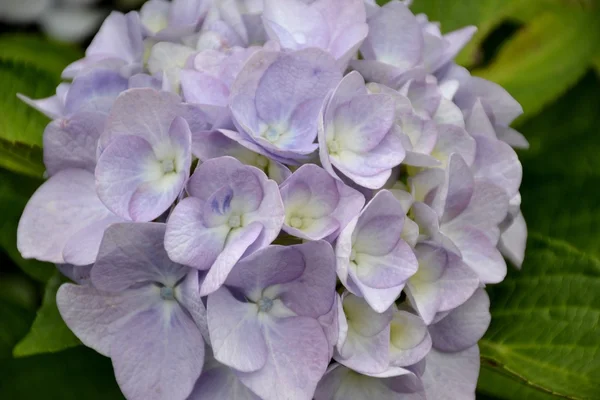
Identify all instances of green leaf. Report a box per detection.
[0,59,58,177]
[409,0,597,68]
[0,35,82,178]
[517,72,600,257]
[0,347,124,400]
[0,34,81,78]
[593,52,600,76]
[0,274,38,312]
[13,272,81,357]
[478,364,564,400]
[480,234,600,399]
[474,8,600,120]
[479,74,600,399]
[0,301,34,360]
[0,168,53,283]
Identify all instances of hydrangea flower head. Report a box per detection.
[17,0,527,398]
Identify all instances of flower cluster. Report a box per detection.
[17,0,527,399]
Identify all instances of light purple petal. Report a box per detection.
[64,69,128,115]
[164,197,230,270]
[62,215,125,266]
[360,1,423,70]
[199,222,263,296]
[56,283,159,356]
[17,169,123,265]
[429,288,490,352]
[320,74,406,189]
[432,124,476,167]
[225,241,337,319]
[495,124,530,149]
[95,133,188,222]
[438,153,475,223]
[176,270,209,343]
[230,48,341,160]
[472,135,522,198]
[64,11,143,78]
[335,294,392,374]
[454,76,523,126]
[422,346,480,400]
[499,211,527,269]
[181,69,229,107]
[443,180,509,242]
[429,26,477,73]
[280,164,364,240]
[57,264,93,286]
[315,364,425,400]
[207,286,268,372]
[186,156,262,208]
[465,99,496,139]
[262,0,329,51]
[17,84,67,119]
[43,111,105,176]
[100,88,185,151]
[111,302,205,400]
[389,310,432,366]
[91,222,188,292]
[236,316,330,400]
[446,226,506,284]
[187,350,261,400]
[353,190,408,256]
[407,243,479,324]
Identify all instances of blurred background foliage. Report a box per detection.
[0,0,599,398]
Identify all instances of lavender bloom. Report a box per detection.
[228,47,342,163]
[14,0,528,398]
[96,88,193,222]
[334,293,393,374]
[319,72,406,189]
[206,241,336,400]
[406,243,479,324]
[262,0,368,68]
[280,164,365,241]
[57,223,206,400]
[336,190,418,312]
[335,293,430,374]
[439,62,529,149]
[410,154,509,283]
[165,156,284,296]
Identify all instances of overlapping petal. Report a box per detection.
[207,241,336,400]
[165,156,284,295]
[280,164,364,241]
[337,190,417,312]
[319,72,406,189]
[230,48,342,162]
